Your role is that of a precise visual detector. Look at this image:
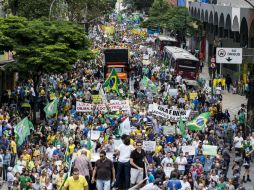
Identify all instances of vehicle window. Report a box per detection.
[177,60,199,70]
[108,68,124,72]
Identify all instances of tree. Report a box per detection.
[0,16,93,121]
[3,0,51,19]
[123,0,154,13]
[65,0,117,23]
[142,0,201,43]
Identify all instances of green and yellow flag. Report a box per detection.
[14,117,34,146]
[187,112,210,131]
[103,69,120,95]
[44,98,59,118]
[141,76,157,92]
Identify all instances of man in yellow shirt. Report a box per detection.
[10,137,17,166]
[64,168,88,190]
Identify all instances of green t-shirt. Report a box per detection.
[216,182,226,190]
[19,176,32,190]
[239,112,245,124]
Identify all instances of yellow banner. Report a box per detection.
[213,79,226,87]
[189,92,198,100]
[92,95,102,103]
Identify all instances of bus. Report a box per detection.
[163,46,200,86]
[155,35,178,52]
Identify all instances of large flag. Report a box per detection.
[179,115,186,137]
[103,69,120,95]
[141,76,157,92]
[14,117,33,146]
[119,117,131,135]
[187,112,210,131]
[43,98,59,117]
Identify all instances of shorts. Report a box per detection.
[130,168,143,184]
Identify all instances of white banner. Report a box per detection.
[76,100,131,113]
[90,130,101,140]
[109,100,131,112]
[182,145,196,156]
[148,103,191,121]
[142,141,156,152]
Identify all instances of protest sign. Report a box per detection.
[168,89,178,97]
[90,130,101,140]
[182,145,196,155]
[189,92,198,100]
[92,95,102,103]
[76,102,94,112]
[109,100,131,112]
[76,102,107,112]
[143,141,156,152]
[148,103,191,121]
[203,145,218,156]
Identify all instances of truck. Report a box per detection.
[104,48,129,80]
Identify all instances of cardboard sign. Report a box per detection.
[143,141,156,152]
[203,145,218,156]
[168,89,178,97]
[182,145,196,156]
[90,130,101,140]
[92,95,102,103]
[148,103,191,121]
[109,100,131,112]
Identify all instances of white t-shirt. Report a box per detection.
[46,147,56,160]
[175,156,187,171]
[180,180,191,190]
[250,136,254,147]
[161,157,173,167]
[234,136,244,148]
[140,183,161,190]
[117,144,132,163]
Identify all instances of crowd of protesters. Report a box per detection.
[0,12,253,190]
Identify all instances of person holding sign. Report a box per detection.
[130,140,149,187]
[175,152,187,175]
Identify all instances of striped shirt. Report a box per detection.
[74,155,92,177]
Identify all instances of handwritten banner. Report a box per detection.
[203,145,218,156]
[143,141,156,152]
[148,103,191,121]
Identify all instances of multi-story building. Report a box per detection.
[189,0,254,79]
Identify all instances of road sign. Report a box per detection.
[216,48,242,64]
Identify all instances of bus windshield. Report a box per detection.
[177,60,199,71]
[107,67,125,73]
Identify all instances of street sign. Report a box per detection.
[216,48,242,64]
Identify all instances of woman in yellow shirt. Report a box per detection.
[68,139,75,156]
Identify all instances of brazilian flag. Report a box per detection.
[103,69,120,95]
[187,112,211,131]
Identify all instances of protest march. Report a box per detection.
[0,10,253,190]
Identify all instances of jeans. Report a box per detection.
[114,161,130,189]
[96,179,111,190]
[10,154,16,167]
[3,164,8,181]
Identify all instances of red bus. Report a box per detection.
[163,46,200,86]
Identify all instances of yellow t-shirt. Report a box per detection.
[68,144,75,155]
[22,154,31,161]
[155,145,162,154]
[56,175,64,188]
[64,176,88,190]
[27,161,35,170]
[10,140,17,154]
[33,149,41,157]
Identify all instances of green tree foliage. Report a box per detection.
[64,0,117,22]
[3,0,51,19]
[123,0,154,13]
[0,16,93,85]
[143,0,201,42]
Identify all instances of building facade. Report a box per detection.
[189,0,254,79]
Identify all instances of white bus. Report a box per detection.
[155,35,178,52]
